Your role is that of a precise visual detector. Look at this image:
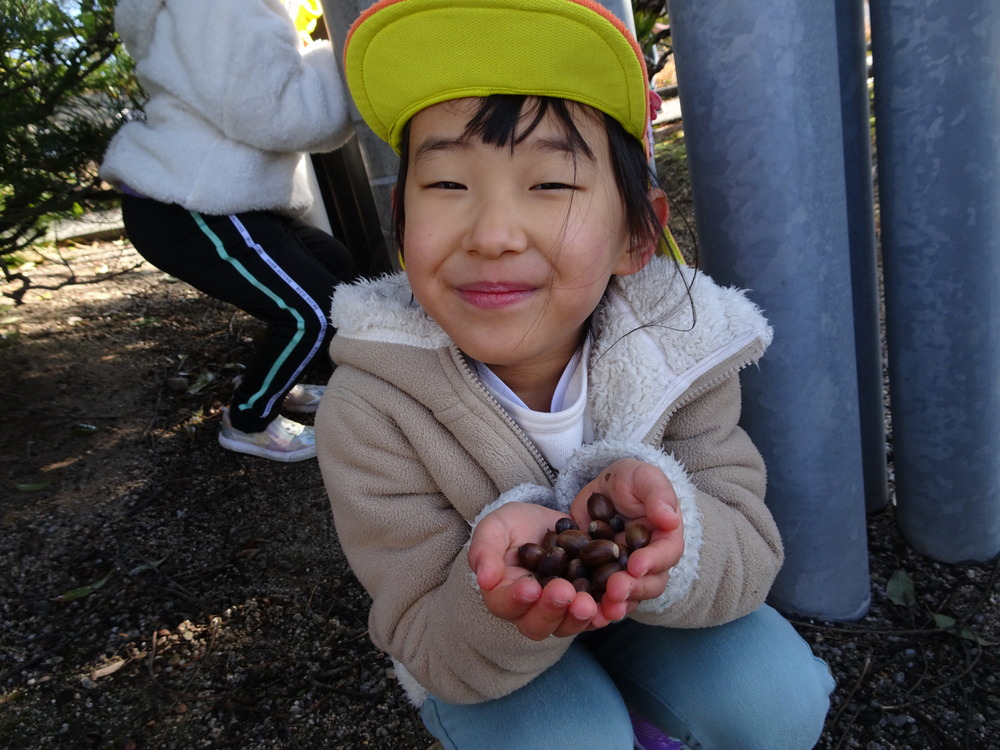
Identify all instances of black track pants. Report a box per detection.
[122,195,357,432]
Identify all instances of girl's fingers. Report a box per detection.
[471,553,505,591]
[517,578,578,640]
[551,592,602,637]
[624,537,682,578]
[617,461,681,531]
[603,565,671,605]
[597,535,681,616]
[480,575,542,621]
[468,537,507,591]
[572,459,681,534]
[468,512,523,590]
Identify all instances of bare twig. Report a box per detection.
[828,653,870,750]
[792,619,945,638]
[882,644,982,710]
[307,676,382,701]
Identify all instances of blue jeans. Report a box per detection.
[420,605,834,749]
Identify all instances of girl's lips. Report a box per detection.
[456,282,536,310]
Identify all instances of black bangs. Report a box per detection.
[461,95,594,159]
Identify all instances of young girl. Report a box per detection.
[317,0,835,746]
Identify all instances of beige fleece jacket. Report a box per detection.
[316,256,783,706]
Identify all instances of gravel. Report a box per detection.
[1,234,996,749]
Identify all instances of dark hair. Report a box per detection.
[392,95,666,261]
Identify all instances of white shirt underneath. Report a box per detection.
[473,339,594,471]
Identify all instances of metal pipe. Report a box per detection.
[668,0,872,619]
[838,0,888,515]
[870,0,1000,563]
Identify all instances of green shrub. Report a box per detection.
[0,0,143,295]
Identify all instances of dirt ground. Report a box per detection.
[0,238,433,748]
[1,187,998,747]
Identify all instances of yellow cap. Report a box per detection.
[344,0,652,154]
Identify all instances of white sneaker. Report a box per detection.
[283,383,325,413]
[218,408,316,462]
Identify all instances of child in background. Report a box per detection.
[100,0,358,462]
[317,0,835,746]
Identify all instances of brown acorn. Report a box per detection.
[587,519,615,540]
[626,522,651,551]
[556,529,592,557]
[554,516,579,533]
[517,542,545,571]
[579,538,621,569]
[590,561,625,597]
[537,546,569,578]
[587,492,616,522]
[566,557,589,582]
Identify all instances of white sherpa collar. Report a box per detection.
[330,258,772,440]
[330,272,451,349]
[590,260,772,441]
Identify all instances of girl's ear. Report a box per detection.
[614,187,670,277]
[650,187,670,228]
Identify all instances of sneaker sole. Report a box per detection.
[283,401,320,414]
[218,433,317,462]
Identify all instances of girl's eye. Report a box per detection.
[428,181,466,190]
[532,182,578,191]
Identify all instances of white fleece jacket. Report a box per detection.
[99,0,353,216]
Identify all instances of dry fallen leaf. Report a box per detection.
[91,658,127,681]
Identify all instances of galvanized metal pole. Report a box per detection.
[593,0,637,33]
[668,0,871,619]
[837,0,888,515]
[319,0,400,273]
[869,1,1000,563]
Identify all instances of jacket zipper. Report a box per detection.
[642,334,766,444]
[453,348,559,487]
[451,332,762,479]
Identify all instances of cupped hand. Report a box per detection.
[569,458,685,621]
[468,501,612,639]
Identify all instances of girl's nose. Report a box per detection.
[464,195,529,257]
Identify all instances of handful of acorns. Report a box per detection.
[516,492,651,602]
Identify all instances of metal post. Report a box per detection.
[869,1,1000,563]
[593,0,661,175]
[592,0,637,33]
[837,0,888,515]
[668,0,871,619]
[319,0,400,274]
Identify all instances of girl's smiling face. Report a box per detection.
[402,98,649,409]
